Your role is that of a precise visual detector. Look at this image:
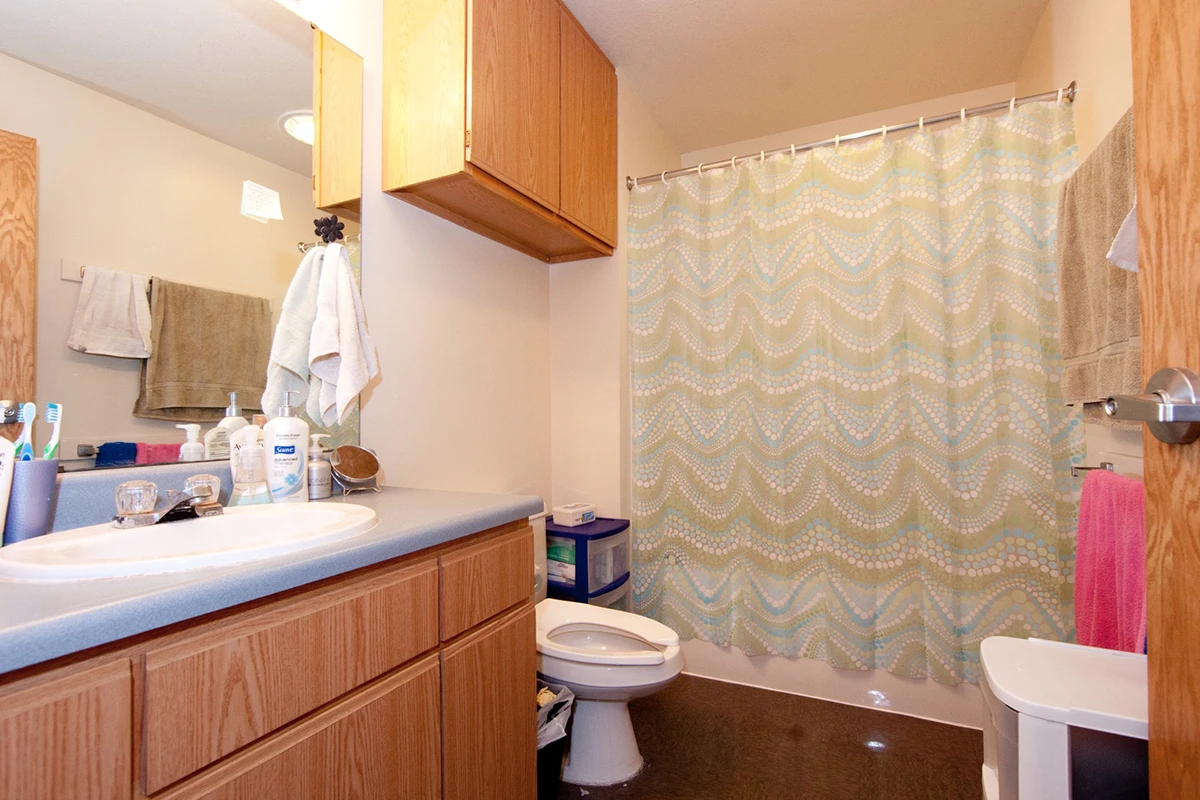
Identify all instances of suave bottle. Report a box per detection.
[263,391,310,503]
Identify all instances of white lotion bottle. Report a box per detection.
[0,437,15,536]
[307,433,332,500]
[207,391,249,459]
[177,424,204,462]
[263,391,309,503]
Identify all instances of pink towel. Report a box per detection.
[1075,469,1146,652]
[136,442,182,465]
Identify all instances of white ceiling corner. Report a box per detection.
[563,0,1050,153]
[0,0,315,175]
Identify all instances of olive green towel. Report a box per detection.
[1056,107,1140,426]
[133,279,271,422]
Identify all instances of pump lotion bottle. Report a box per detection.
[263,391,309,503]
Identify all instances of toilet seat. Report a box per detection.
[536,598,680,667]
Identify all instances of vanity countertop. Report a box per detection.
[0,487,544,675]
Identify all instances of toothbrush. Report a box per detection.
[43,403,62,460]
[15,402,35,461]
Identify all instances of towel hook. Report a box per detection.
[314,215,345,244]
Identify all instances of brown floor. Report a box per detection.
[553,675,982,800]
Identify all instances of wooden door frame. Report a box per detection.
[0,129,37,442]
[1130,1,1200,795]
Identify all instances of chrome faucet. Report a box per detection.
[113,483,224,528]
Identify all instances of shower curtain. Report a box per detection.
[627,102,1083,684]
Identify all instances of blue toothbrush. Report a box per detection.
[15,402,35,461]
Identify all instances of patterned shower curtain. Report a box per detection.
[627,102,1084,685]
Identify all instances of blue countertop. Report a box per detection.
[0,487,544,675]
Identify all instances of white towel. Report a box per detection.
[262,245,324,415]
[1107,203,1139,272]
[308,243,379,425]
[66,266,152,358]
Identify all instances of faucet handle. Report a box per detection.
[116,481,158,516]
[184,474,222,502]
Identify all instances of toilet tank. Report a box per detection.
[532,512,548,603]
[980,665,1019,800]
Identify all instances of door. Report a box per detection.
[1130,1,1200,795]
[0,129,37,441]
[0,661,132,800]
[441,603,536,800]
[468,0,560,211]
[559,8,617,246]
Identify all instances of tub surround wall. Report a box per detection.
[1016,0,1143,479]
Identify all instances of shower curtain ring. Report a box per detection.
[918,116,924,132]
[697,164,703,177]
[1057,88,1064,104]
[791,143,796,158]
[661,171,667,184]
[960,108,966,124]
[1010,97,1016,114]
[834,133,840,149]
[730,156,737,171]
[881,124,888,139]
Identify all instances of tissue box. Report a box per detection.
[551,502,596,527]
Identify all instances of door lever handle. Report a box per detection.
[1104,367,1200,444]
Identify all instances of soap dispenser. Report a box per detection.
[307,434,332,500]
[177,424,204,462]
[263,391,309,503]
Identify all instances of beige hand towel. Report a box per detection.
[308,243,379,426]
[66,266,152,358]
[133,279,272,422]
[1056,107,1140,426]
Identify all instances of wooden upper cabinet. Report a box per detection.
[559,9,617,246]
[468,0,560,211]
[383,0,616,263]
[313,28,363,220]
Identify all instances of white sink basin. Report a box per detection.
[0,503,378,582]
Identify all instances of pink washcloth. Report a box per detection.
[1075,468,1146,652]
[136,442,182,465]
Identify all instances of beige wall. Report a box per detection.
[681,83,1016,167]
[548,76,680,518]
[1017,0,1143,476]
[0,51,336,458]
[296,0,552,504]
[1016,0,1133,160]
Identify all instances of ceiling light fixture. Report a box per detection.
[280,111,314,145]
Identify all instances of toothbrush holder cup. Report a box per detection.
[4,459,60,545]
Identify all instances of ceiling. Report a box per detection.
[563,0,1049,154]
[0,0,314,175]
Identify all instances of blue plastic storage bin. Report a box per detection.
[545,517,630,603]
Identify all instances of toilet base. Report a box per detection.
[562,698,644,786]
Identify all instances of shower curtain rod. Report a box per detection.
[626,80,1077,190]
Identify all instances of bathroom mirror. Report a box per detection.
[0,0,364,471]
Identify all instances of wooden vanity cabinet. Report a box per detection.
[383,0,617,262]
[313,28,363,220]
[0,521,536,800]
[0,661,132,800]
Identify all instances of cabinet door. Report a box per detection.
[0,660,132,800]
[468,0,560,210]
[559,10,617,246]
[313,28,363,218]
[161,656,441,800]
[442,603,536,800]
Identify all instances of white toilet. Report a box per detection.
[535,597,684,786]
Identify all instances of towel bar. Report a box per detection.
[1071,462,1114,478]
